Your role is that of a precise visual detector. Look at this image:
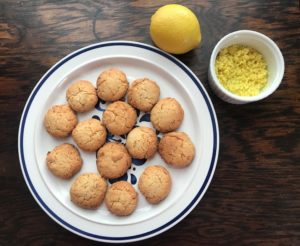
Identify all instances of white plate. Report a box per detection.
[18,41,219,243]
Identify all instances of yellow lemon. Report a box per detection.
[150,4,201,54]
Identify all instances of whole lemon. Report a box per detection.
[150,4,201,54]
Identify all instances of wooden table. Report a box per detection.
[1,0,299,245]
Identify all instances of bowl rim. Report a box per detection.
[209,29,285,103]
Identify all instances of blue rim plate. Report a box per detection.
[18,41,219,243]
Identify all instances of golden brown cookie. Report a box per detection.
[96,142,131,179]
[102,101,137,135]
[126,126,157,159]
[150,97,184,133]
[66,80,98,112]
[105,181,138,216]
[96,68,129,102]
[138,165,172,204]
[46,143,82,179]
[127,78,160,112]
[70,173,107,209]
[44,104,77,138]
[158,132,195,168]
[72,118,107,152]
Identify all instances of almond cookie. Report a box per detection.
[70,173,107,209]
[96,68,129,102]
[138,165,172,204]
[72,118,107,152]
[105,181,138,216]
[127,78,160,112]
[126,126,157,159]
[44,104,77,138]
[66,80,98,112]
[150,97,184,133]
[46,143,82,179]
[102,101,137,135]
[96,142,131,179]
[158,132,195,168]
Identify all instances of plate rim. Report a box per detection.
[18,40,219,243]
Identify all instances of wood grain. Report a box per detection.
[0,0,299,245]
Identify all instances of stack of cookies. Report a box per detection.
[44,68,195,216]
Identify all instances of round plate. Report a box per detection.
[18,41,219,243]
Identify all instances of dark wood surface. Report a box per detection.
[0,0,299,245]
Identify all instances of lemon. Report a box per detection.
[150,4,201,54]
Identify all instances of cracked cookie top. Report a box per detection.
[102,101,137,136]
[150,97,184,133]
[44,104,78,138]
[128,78,160,112]
[96,68,129,102]
[66,80,98,112]
[126,126,158,159]
[158,132,195,168]
[105,181,138,216]
[138,165,172,204]
[72,118,107,152]
[46,143,82,179]
[96,142,131,179]
[70,173,107,209]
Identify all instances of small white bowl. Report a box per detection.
[208,30,284,104]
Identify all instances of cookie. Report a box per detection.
[138,165,172,204]
[96,142,131,179]
[70,173,107,209]
[105,181,138,216]
[96,68,129,102]
[127,78,160,112]
[102,101,137,135]
[158,132,195,168]
[46,143,82,179]
[66,80,98,112]
[150,97,184,133]
[44,104,77,138]
[126,126,157,159]
[72,118,107,152]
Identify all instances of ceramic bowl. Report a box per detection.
[208,30,284,104]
